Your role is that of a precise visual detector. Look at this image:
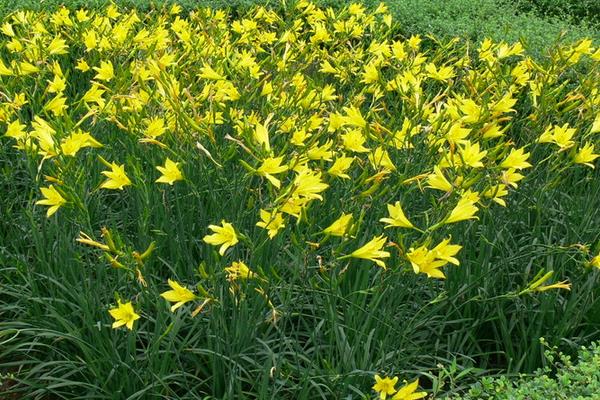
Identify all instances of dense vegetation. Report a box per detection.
[0,1,598,399]
[456,340,600,399]
[1,0,598,56]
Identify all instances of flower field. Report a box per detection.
[0,1,599,398]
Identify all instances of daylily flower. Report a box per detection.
[35,185,67,217]
[203,220,239,256]
[349,235,390,269]
[373,375,398,400]
[156,158,184,185]
[109,300,140,330]
[160,279,197,312]
[100,162,132,190]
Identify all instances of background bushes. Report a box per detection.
[454,341,600,399]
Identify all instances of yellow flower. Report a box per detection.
[83,29,97,51]
[145,117,166,139]
[160,279,197,312]
[459,99,481,124]
[75,59,90,72]
[0,59,12,76]
[47,36,68,55]
[225,261,255,281]
[392,41,406,61]
[307,140,334,161]
[43,94,68,116]
[256,209,285,239]
[373,375,398,400]
[445,123,471,144]
[361,62,380,84]
[292,169,329,201]
[261,81,273,97]
[534,280,571,292]
[426,166,453,192]
[491,92,517,116]
[253,120,271,152]
[19,61,40,75]
[459,141,487,168]
[538,124,576,149]
[431,238,462,266]
[278,195,309,219]
[1,22,14,37]
[108,300,140,330]
[35,185,67,217]
[76,9,90,22]
[500,147,532,170]
[105,3,121,19]
[199,63,226,80]
[31,117,57,159]
[408,35,421,50]
[327,112,344,131]
[342,105,367,128]
[391,118,417,149]
[320,60,339,75]
[392,379,427,400]
[311,23,331,44]
[483,184,509,207]
[590,254,600,269]
[573,142,599,168]
[257,156,288,188]
[342,129,370,153]
[327,155,354,179]
[369,147,396,171]
[445,191,479,224]
[93,60,114,82]
[524,269,571,293]
[11,92,27,108]
[4,120,27,141]
[156,158,184,185]
[350,235,390,269]
[591,113,600,134]
[501,168,525,188]
[47,74,66,93]
[100,162,132,190]
[82,83,105,107]
[61,130,102,157]
[380,201,414,229]
[407,245,447,279]
[291,128,310,146]
[323,213,353,237]
[203,220,239,256]
[497,42,524,59]
[482,122,506,139]
[375,3,389,14]
[348,3,366,16]
[425,62,455,81]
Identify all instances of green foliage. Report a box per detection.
[385,0,598,58]
[511,0,600,26]
[453,340,600,399]
[0,1,599,399]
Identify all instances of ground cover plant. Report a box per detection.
[511,0,600,27]
[0,1,599,398]
[455,339,600,399]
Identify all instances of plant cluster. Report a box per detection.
[455,339,600,399]
[0,1,599,398]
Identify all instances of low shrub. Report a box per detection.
[454,339,600,399]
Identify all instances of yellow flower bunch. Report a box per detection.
[0,0,594,353]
